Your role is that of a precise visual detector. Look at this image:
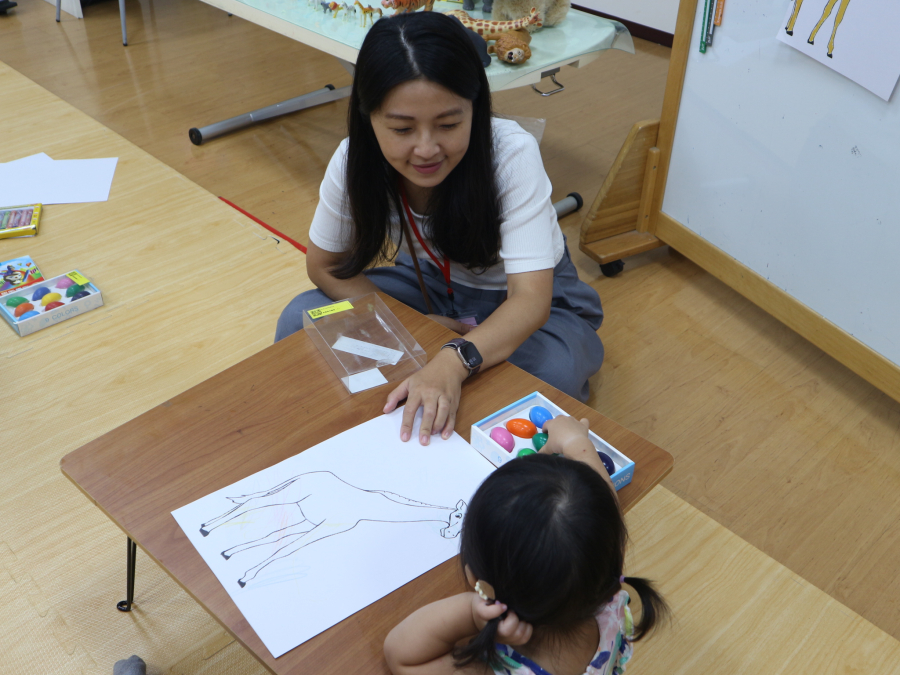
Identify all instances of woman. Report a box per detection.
[276,11,603,445]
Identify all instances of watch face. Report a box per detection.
[458,341,483,368]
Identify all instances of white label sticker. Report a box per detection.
[346,368,389,393]
[332,337,404,365]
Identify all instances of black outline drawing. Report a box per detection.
[199,471,467,588]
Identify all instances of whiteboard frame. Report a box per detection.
[647,0,900,403]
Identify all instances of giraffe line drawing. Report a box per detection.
[785,0,852,58]
[199,471,468,588]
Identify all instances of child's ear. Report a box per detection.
[464,564,477,588]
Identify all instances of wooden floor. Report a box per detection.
[3,0,900,669]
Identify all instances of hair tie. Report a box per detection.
[474,580,496,604]
[619,575,625,584]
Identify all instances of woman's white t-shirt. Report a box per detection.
[308,117,566,291]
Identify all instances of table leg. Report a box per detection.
[188,84,352,145]
[116,537,137,612]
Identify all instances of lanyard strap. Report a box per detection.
[399,188,455,307]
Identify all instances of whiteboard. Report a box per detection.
[662,0,900,367]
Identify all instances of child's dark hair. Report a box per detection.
[455,453,668,668]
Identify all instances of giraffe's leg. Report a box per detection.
[221,520,314,559]
[786,0,804,34]
[238,520,356,587]
[808,0,839,44]
[827,0,850,57]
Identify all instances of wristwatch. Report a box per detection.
[441,338,483,377]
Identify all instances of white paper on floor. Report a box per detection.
[0,153,118,205]
[171,406,494,659]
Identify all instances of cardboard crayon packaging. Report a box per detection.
[471,392,637,491]
[1,270,104,337]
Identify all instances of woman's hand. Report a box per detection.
[471,595,533,646]
[384,349,469,445]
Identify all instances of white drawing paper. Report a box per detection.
[332,336,404,365]
[777,0,900,101]
[346,368,389,393]
[0,156,118,205]
[172,407,494,659]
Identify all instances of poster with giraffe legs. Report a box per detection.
[777,0,900,100]
[172,407,493,658]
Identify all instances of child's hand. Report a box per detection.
[541,416,593,459]
[542,416,617,496]
[470,595,533,646]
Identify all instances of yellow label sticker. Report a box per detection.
[307,301,353,319]
[66,270,91,286]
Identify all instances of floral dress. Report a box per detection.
[491,591,634,675]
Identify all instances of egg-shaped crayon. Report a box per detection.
[506,418,537,438]
[56,276,76,289]
[41,292,62,306]
[597,451,615,476]
[490,427,515,452]
[532,432,548,451]
[32,287,51,301]
[6,296,28,308]
[19,310,39,320]
[72,290,91,300]
[529,406,553,430]
[44,301,64,311]
[65,284,86,298]
[517,448,537,458]
[14,302,34,317]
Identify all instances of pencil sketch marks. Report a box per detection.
[199,471,467,588]
[786,0,852,58]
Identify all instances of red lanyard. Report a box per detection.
[399,188,456,309]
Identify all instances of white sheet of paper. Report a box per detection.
[332,336,404,365]
[346,368,389,393]
[171,407,494,659]
[776,0,900,101]
[1,153,53,168]
[0,156,118,205]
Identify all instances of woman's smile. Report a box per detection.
[412,160,444,175]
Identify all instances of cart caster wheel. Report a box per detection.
[600,260,624,277]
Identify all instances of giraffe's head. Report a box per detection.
[440,500,467,539]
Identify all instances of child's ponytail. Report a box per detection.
[453,615,502,669]
[621,576,669,641]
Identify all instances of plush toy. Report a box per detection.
[444,8,541,41]
[381,0,434,14]
[488,30,532,64]
[491,0,568,30]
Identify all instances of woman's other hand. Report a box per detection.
[426,314,474,335]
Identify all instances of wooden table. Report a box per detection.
[61,294,673,674]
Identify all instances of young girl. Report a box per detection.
[383,416,668,675]
[275,12,605,445]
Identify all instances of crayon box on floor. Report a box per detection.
[470,392,636,491]
[1,270,104,337]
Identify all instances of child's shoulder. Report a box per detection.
[588,591,634,675]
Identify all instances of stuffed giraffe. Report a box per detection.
[444,8,541,41]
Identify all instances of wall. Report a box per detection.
[574,0,678,34]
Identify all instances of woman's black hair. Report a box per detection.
[333,11,502,279]
[455,453,669,668]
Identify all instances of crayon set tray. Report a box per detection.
[470,392,636,491]
[302,293,427,394]
[1,271,104,337]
